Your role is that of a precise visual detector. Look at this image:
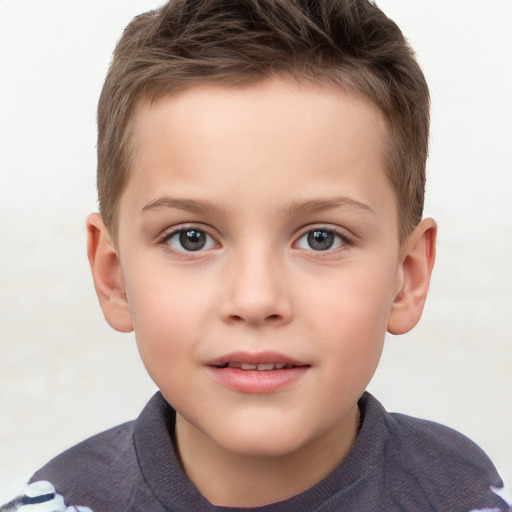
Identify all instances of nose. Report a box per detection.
[219,249,293,327]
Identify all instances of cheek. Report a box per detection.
[305,263,397,333]
[301,261,397,381]
[123,266,217,369]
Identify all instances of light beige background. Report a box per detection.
[1,0,511,502]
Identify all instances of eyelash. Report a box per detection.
[157,225,353,257]
[158,226,218,257]
[294,227,352,256]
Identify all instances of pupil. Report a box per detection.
[308,230,334,251]
[180,230,206,251]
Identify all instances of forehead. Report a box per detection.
[122,78,395,227]
[132,79,387,152]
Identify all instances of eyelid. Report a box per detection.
[159,222,218,239]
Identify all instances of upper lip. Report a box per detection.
[205,351,309,368]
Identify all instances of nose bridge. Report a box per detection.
[220,241,292,326]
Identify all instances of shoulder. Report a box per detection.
[12,421,141,512]
[1,393,173,512]
[360,393,510,511]
[30,420,138,483]
[386,408,500,480]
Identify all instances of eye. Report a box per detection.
[295,229,347,251]
[164,228,217,252]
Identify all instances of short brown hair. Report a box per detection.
[97,0,429,242]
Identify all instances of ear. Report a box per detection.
[86,213,133,333]
[387,218,437,335]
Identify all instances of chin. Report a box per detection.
[222,436,307,459]
[210,418,317,459]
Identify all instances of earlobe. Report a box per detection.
[86,213,133,333]
[387,218,437,335]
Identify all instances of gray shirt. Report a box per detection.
[1,392,510,511]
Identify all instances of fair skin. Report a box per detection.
[87,78,436,507]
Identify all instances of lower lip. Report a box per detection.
[206,366,308,394]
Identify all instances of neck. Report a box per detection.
[175,405,360,507]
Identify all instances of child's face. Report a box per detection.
[111,79,407,459]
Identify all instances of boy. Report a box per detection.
[1,0,509,511]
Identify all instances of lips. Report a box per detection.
[205,352,309,393]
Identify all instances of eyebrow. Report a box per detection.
[142,197,226,214]
[142,195,375,217]
[286,197,376,217]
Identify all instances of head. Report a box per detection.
[88,0,436,505]
[97,0,430,244]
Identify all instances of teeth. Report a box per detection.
[257,363,275,371]
[224,362,293,371]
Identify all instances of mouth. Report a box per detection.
[205,352,310,393]
[206,351,309,371]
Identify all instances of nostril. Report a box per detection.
[228,314,244,322]
[227,313,282,324]
[220,294,293,325]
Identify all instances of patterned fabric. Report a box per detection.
[469,487,512,512]
[468,487,510,512]
[0,481,93,512]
